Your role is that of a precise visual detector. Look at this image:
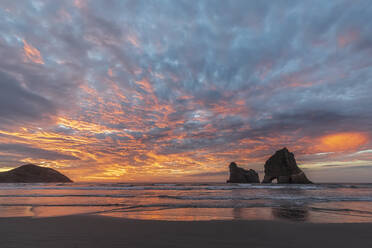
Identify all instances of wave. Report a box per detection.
[0,202,276,209]
[0,184,326,191]
[0,186,193,191]
[1,193,371,203]
[1,202,372,219]
[0,192,370,202]
[1,182,371,191]
[3,202,370,218]
[0,194,136,198]
[158,194,372,202]
[0,203,129,207]
[309,207,372,216]
[152,184,178,186]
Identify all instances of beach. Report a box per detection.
[1,182,372,247]
[1,215,372,248]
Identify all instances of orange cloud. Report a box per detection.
[127,35,140,48]
[287,81,314,88]
[57,117,118,134]
[107,68,114,77]
[135,79,153,93]
[74,0,86,9]
[314,132,369,152]
[23,39,44,64]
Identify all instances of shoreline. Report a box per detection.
[1,214,372,248]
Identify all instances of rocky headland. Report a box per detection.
[0,164,73,183]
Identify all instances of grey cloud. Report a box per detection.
[0,143,79,161]
[0,70,56,127]
[187,171,227,178]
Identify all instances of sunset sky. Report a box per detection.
[0,0,371,182]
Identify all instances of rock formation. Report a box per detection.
[0,164,73,183]
[227,162,259,183]
[262,148,312,184]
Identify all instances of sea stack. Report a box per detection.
[262,148,312,184]
[0,164,73,183]
[227,162,259,183]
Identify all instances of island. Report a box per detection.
[0,164,73,183]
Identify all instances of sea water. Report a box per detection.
[0,182,371,222]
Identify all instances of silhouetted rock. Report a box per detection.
[262,148,312,184]
[227,162,259,183]
[0,164,73,183]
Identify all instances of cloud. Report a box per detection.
[186,171,227,178]
[0,143,79,162]
[0,0,371,181]
[22,39,44,64]
[0,70,56,127]
[313,132,369,153]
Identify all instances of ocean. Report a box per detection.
[0,182,372,223]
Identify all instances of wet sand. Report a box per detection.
[1,215,372,248]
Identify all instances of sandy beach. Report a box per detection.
[1,215,371,248]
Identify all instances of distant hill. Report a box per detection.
[0,164,73,183]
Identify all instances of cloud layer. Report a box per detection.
[0,0,371,181]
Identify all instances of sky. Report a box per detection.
[0,0,371,182]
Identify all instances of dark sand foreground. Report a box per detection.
[1,215,372,248]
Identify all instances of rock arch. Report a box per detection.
[262,148,312,184]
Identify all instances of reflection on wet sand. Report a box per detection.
[271,205,309,221]
[232,207,273,221]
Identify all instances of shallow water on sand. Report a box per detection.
[0,182,371,222]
